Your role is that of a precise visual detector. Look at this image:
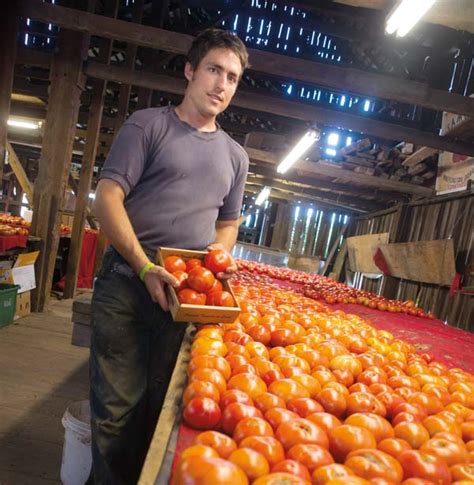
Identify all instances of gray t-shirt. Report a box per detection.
[99,106,249,251]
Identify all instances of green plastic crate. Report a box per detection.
[0,284,20,328]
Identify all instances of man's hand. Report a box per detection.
[207,243,237,280]
[143,265,179,311]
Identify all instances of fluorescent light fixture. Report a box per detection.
[7,119,41,130]
[255,186,271,206]
[385,0,436,37]
[327,133,339,146]
[277,129,320,174]
[89,193,96,199]
[325,148,337,156]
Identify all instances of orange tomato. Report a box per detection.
[233,417,274,444]
[183,381,221,407]
[227,373,267,399]
[180,445,219,460]
[394,422,430,449]
[378,437,412,458]
[421,437,469,466]
[229,447,269,481]
[344,413,394,443]
[239,436,285,468]
[287,397,324,418]
[271,459,311,481]
[344,449,404,483]
[328,424,377,462]
[275,417,329,450]
[194,430,237,459]
[312,464,354,484]
[287,443,334,472]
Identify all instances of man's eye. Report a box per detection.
[209,67,216,72]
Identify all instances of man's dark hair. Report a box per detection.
[187,28,249,75]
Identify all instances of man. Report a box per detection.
[90,29,249,483]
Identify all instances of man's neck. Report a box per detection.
[175,102,217,133]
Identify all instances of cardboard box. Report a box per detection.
[0,251,40,293]
[15,290,31,318]
[156,247,241,324]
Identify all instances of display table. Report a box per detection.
[0,234,28,254]
[56,231,98,290]
[139,276,474,484]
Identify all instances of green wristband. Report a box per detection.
[139,262,155,282]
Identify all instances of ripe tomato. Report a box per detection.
[227,373,267,399]
[186,258,203,272]
[270,328,299,347]
[328,424,377,462]
[398,449,451,485]
[287,397,324,417]
[180,445,219,460]
[346,392,386,417]
[420,437,469,466]
[188,355,231,380]
[450,463,474,481]
[194,431,237,459]
[239,436,285,468]
[221,402,262,434]
[254,393,286,413]
[183,397,221,430]
[247,325,271,345]
[344,449,403,483]
[462,421,474,442]
[344,413,394,443]
[207,290,235,307]
[190,367,227,394]
[229,448,269,482]
[183,381,220,407]
[312,464,354,484]
[164,255,186,273]
[271,460,311,481]
[315,388,347,418]
[287,443,334,472]
[188,267,216,293]
[378,438,412,458]
[172,455,248,485]
[205,249,234,274]
[275,417,329,450]
[191,337,227,358]
[394,422,430,449]
[290,374,322,399]
[268,379,310,402]
[172,270,189,291]
[408,392,444,416]
[233,417,274,444]
[307,412,342,435]
[178,288,206,305]
[264,408,300,431]
[252,472,309,485]
[220,389,253,409]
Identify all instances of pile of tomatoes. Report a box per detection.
[237,260,433,319]
[174,268,474,485]
[164,249,236,307]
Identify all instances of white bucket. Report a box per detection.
[60,400,92,485]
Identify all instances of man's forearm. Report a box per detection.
[213,223,239,252]
[93,182,149,274]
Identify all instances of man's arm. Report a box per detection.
[213,219,239,252]
[93,178,178,310]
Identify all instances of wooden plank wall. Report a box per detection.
[352,193,474,331]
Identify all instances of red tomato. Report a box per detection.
[254,393,286,413]
[232,417,274,444]
[346,392,386,417]
[187,267,216,293]
[178,288,206,305]
[229,448,269,482]
[194,430,237,459]
[186,258,203,272]
[239,436,285,468]
[378,438,412,458]
[394,422,430,449]
[271,460,311,481]
[344,449,403,483]
[221,402,262,434]
[208,278,224,294]
[306,412,342,435]
[287,397,324,417]
[275,418,329,450]
[287,443,334,472]
[183,381,220,407]
[190,367,227,394]
[172,270,188,291]
[207,290,235,307]
[164,255,186,273]
[315,388,347,418]
[220,389,253,409]
[172,455,248,485]
[450,463,474,481]
[328,425,377,462]
[264,408,300,431]
[398,450,451,485]
[205,249,234,274]
[252,472,309,485]
[420,437,469,466]
[183,397,221,430]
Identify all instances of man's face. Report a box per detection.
[184,47,243,118]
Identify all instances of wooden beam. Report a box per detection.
[83,62,474,156]
[5,141,34,204]
[18,0,474,118]
[246,147,435,197]
[67,174,97,230]
[402,147,439,168]
[0,3,19,182]
[321,221,349,276]
[30,29,87,312]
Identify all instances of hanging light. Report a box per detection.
[385,0,437,38]
[277,128,320,174]
[255,186,271,206]
[7,118,42,130]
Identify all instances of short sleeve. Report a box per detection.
[99,122,149,196]
[218,150,249,221]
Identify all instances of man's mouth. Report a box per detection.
[208,94,224,102]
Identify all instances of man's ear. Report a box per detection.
[184,62,194,82]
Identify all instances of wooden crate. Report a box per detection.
[156,247,241,324]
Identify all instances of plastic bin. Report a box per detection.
[0,284,19,328]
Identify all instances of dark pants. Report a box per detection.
[89,247,185,484]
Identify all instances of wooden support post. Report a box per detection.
[321,221,349,276]
[6,142,34,204]
[31,29,88,311]
[64,0,118,298]
[0,3,19,184]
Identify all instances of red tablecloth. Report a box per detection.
[56,231,98,290]
[0,234,27,253]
